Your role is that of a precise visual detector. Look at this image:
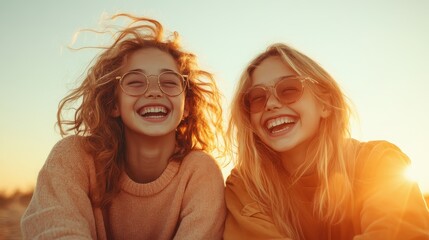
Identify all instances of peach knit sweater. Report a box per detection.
[21,136,226,239]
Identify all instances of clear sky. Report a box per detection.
[1,1,428,194]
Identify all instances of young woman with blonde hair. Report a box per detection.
[224,43,429,239]
[21,13,226,239]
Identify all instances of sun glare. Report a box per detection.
[404,164,420,182]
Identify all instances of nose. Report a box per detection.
[144,76,163,98]
[264,87,282,111]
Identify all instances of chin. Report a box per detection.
[143,131,174,137]
[268,139,308,154]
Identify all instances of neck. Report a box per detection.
[124,130,176,183]
[280,138,314,175]
[280,148,306,174]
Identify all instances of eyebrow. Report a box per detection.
[127,68,178,74]
[251,74,297,87]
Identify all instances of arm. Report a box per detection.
[21,136,97,240]
[355,141,429,239]
[224,170,291,240]
[173,152,226,240]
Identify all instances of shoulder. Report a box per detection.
[225,169,248,195]
[49,135,86,156]
[176,150,224,186]
[225,168,243,188]
[177,151,225,198]
[224,169,272,224]
[355,140,409,164]
[45,135,92,170]
[225,169,256,208]
[355,140,405,157]
[181,150,222,173]
[353,140,410,179]
[34,135,96,197]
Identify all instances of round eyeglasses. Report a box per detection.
[115,70,188,97]
[243,75,316,113]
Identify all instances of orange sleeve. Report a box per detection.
[354,141,429,239]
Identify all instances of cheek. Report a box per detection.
[301,102,324,130]
[111,91,124,117]
[117,92,138,113]
[249,113,257,126]
[250,113,263,133]
[171,95,187,118]
[178,96,186,110]
[299,91,325,118]
[117,95,129,108]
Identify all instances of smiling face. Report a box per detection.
[112,47,187,140]
[249,56,329,161]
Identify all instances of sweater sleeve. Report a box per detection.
[173,152,226,240]
[224,170,291,240]
[20,136,97,240]
[354,141,429,239]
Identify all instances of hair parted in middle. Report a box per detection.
[228,43,356,239]
[57,13,225,208]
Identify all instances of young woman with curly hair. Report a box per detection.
[21,13,226,240]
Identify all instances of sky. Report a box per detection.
[1,1,429,194]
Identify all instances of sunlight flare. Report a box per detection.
[404,164,420,183]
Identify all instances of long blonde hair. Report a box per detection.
[57,13,225,208]
[228,43,355,239]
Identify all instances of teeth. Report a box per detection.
[141,106,167,115]
[266,117,294,129]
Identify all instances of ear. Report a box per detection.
[183,100,190,119]
[318,93,332,118]
[320,105,331,118]
[111,104,120,117]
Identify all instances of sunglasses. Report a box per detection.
[243,75,316,113]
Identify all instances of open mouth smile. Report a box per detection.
[138,105,169,118]
[265,116,297,134]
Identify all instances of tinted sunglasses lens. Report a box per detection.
[245,87,268,113]
[276,77,303,104]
